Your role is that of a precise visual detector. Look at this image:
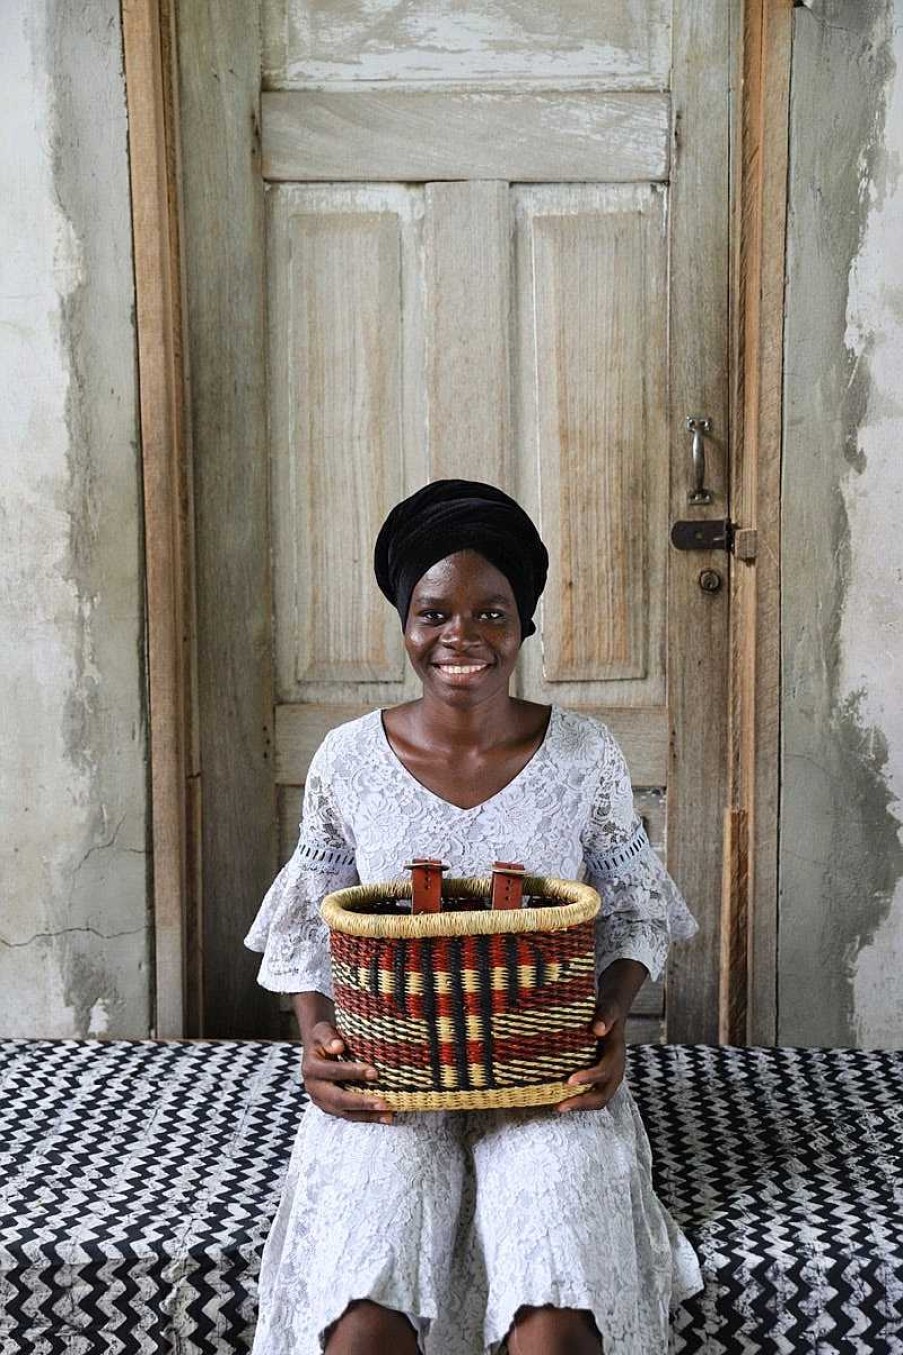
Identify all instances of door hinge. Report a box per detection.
[670,519,758,560]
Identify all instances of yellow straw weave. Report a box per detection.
[347,1080,592,1112]
[321,875,600,939]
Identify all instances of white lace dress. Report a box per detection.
[244,707,703,1354]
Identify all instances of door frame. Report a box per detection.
[122,0,201,1037]
[124,0,792,1040]
[721,0,793,1046]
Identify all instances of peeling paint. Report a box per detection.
[842,8,903,1049]
[781,0,903,1048]
[263,0,671,89]
[0,1,148,1037]
[45,0,149,1035]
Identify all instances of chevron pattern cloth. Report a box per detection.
[639,1045,903,1353]
[0,1040,300,1354]
[0,1041,901,1353]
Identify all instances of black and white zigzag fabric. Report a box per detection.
[1,1040,901,1353]
[637,1045,903,1354]
[0,1040,301,1354]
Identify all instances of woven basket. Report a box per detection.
[321,865,601,1111]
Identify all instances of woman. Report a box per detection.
[245,480,703,1354]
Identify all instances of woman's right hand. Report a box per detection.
[301,1020,394,1124]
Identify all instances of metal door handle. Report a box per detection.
[685,416,713,504]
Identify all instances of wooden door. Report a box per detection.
[177,1,731,1041]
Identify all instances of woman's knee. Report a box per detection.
[508,1304,602,1355]
[325,1299,419,1354]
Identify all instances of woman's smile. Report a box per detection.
[432,660,492,679]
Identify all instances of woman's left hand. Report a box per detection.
[556,996,627,1113]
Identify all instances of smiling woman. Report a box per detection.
[244,480,701,1355]
[384,552,550,809]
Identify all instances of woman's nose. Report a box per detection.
[440,613,479,645]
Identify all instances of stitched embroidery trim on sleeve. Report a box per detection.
[295,839,357,872]
[583,820,650,883]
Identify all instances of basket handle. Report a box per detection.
[491,861,526,910]
[405,857,449,913]
[404,857,526,912]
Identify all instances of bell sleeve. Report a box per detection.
[243,736,358,997]
[580,728,698,983]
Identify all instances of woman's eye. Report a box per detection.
[415,609,504,622]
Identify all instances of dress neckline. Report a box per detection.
[375,705,558,814]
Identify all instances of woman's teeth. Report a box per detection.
[438,663,488,674]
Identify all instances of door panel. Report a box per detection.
[664,0,731,1041]
[268,184,425,705]
[513,184,667,704]
[262,91,670,183]
[424,182,511,483]
[261,0,672,90]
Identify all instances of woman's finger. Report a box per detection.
[308,1082,395,1124]
[566,1062,613,1089]
[303,1055,380,1084]
[558,1053,626,1110]
[332,1089,395,1120]
[566,1045,622,1087]
[310,1100,394,1124]
[303,1023,383,1086]
[556,1085,613,1113]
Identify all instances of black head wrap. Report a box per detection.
[373,479,549,639]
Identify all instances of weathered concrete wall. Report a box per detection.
[781,0,903,1047]
[0,2,150,1036]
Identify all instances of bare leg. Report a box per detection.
[325,1299,420,1355]
[508,1305,602,1355]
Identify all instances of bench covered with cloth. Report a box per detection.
[1,1040,901,1353]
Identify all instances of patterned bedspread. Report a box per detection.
[1,1040,900,1353]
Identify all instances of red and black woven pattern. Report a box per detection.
[331,923,597,1096]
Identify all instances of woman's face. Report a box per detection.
[404,551,522,705]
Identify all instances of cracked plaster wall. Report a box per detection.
[0,1,149,1036]
[781,0,903,1047]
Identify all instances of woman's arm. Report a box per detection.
[594,957,649,1029]
[292,990,336,1042]
[292,992,395,1125]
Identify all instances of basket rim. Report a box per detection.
[320,874,600,938]
[344,1081,593,1111]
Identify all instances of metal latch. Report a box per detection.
[670,519,758,560]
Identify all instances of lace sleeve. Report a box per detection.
[581,728,698,983]
[243,737,358,997]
